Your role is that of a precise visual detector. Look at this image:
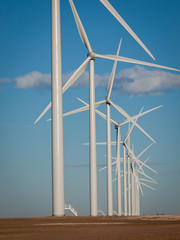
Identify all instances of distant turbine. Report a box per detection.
[69,98,162,216]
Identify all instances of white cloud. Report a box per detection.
[14,66,180,96]
[113,66,180,96]
[14,71,51,89]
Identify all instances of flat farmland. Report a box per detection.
[0,215,180,240]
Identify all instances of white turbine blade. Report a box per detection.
[110,100,156,143]
[119,105,163,127]
[96,109,118,125]
[107,38,122,98]
[77,97,118,125]
[63,105,90,117]
[96,141,117,145]
[140,182,156,191]
[97,142,107,145]
[69,0,92,52]
[77,98,106,109]
[132,167,143,195]
[127,144,157,174]
[99,159,118,172]
[34,102,51,124]
[112,178,117,183]
[125,143,149,175]
[112,160,118,166]
[34,58,90,125]
[76,97,89,106]
[138,181,144,196]
[137,143,153,159]
[99,0,155,60]
[136,156,151,174]
[138,170,156,182]
[95,53,180,72]
[63,56,91,93]
[99,165,107,172]
[135,154,158,175]
[124,107,144,143]
[139,178,157,184]
[84,142,115,146]
[139,159,157,174]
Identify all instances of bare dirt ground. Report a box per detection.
[0,215,180,240]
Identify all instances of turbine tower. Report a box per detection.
[51,0,64,216]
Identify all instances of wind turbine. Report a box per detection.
[69,97,162,215]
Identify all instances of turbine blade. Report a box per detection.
[62,56,91,93]
[77,97,118,125]
[124,107,144,143]
[99,0,155,60]
[140,182,156,191]
[96,142,107,145]
[95,53,180,72]
[128,144,157,174]
[63,105,90,117]
[139,178,157,184]
[119,105,163,127]
[96,141,117,145]
[107,38,122,98]
[99,165,107,171]
[138,170,156,182]
[112,178,117,183]
[125,143,146,175]
[34,102,51,124]
[77,97,106,108]
[139,182,144,196]
[69,0,92,52]
[34,58,90,124]
[137,143,153,159]
[110,100,156,143]
[136,156,151,173]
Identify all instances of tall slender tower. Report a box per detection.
[51,0,64,216]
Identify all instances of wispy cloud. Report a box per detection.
[113,66,180,96]
[14,71,51,89]
[13,66,180,96]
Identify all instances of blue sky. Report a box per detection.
[0,0,180,217]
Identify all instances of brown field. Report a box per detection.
[0,215,180,240]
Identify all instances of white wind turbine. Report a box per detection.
[74,99,161,216]
[125,124,158,216]
[37,0,180,217]
[127,141,158,216]
[106,107,158,216]
[132,158,157,216]
[72,97,162,215]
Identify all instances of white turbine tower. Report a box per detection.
[51,0,64,216]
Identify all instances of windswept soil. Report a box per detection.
[0,215,180,240]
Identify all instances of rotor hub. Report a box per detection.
[88,51,96,59]
[106,97,111,105]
